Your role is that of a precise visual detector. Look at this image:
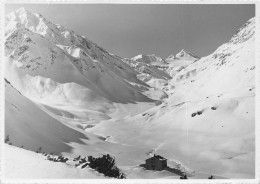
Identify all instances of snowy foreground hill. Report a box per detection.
[4,7,255,179]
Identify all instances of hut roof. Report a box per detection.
[147,154,167,161]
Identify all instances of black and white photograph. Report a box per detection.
[1,1,259,182]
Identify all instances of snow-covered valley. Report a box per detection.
[3,7,255,180]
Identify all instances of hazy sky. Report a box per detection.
[6,4,255,58]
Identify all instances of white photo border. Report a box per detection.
[0,1,259,184]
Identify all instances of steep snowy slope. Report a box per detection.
[5,78,95,154]
[5,7,152,104]
[166,17,255,102]
[90,17,255,179]
[5,8,161,128]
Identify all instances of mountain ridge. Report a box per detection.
[5,7,157,105]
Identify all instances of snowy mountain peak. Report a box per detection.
[122,53,171,80]
[132,54,144,60]
[166,49,199,62]
[132,54,165,64]
[229,17,255,44]
[7,7,37,23]
[5,8,51,38]
[176,49,188,57]
[210,17,255,64]
[166,54,176,59]
[175,49,200,60]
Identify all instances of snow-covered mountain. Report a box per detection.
[5,8,166,130]
[162,50,200,77]
[131,54,166,65]
[121,54,171,101]
[122,54,171,81]
[4,7,255,179]
[167,17,255,99]
[166,49,200,62]
[5,7,153,103]
[90,17,256,179]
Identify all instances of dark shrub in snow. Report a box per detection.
[79,157,87,164]
[88,154,126,179]
[73,155,81,161]
[208,175,215,179]
[191,110,204,117]
[180,174,188,179]
[46,154,68,163]
[211,106,217,110]
[191,113,196,117]
[81,163,89,169]
[197,111,203,115]
[57,155,69,163]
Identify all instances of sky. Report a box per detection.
[5,4,255,58]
